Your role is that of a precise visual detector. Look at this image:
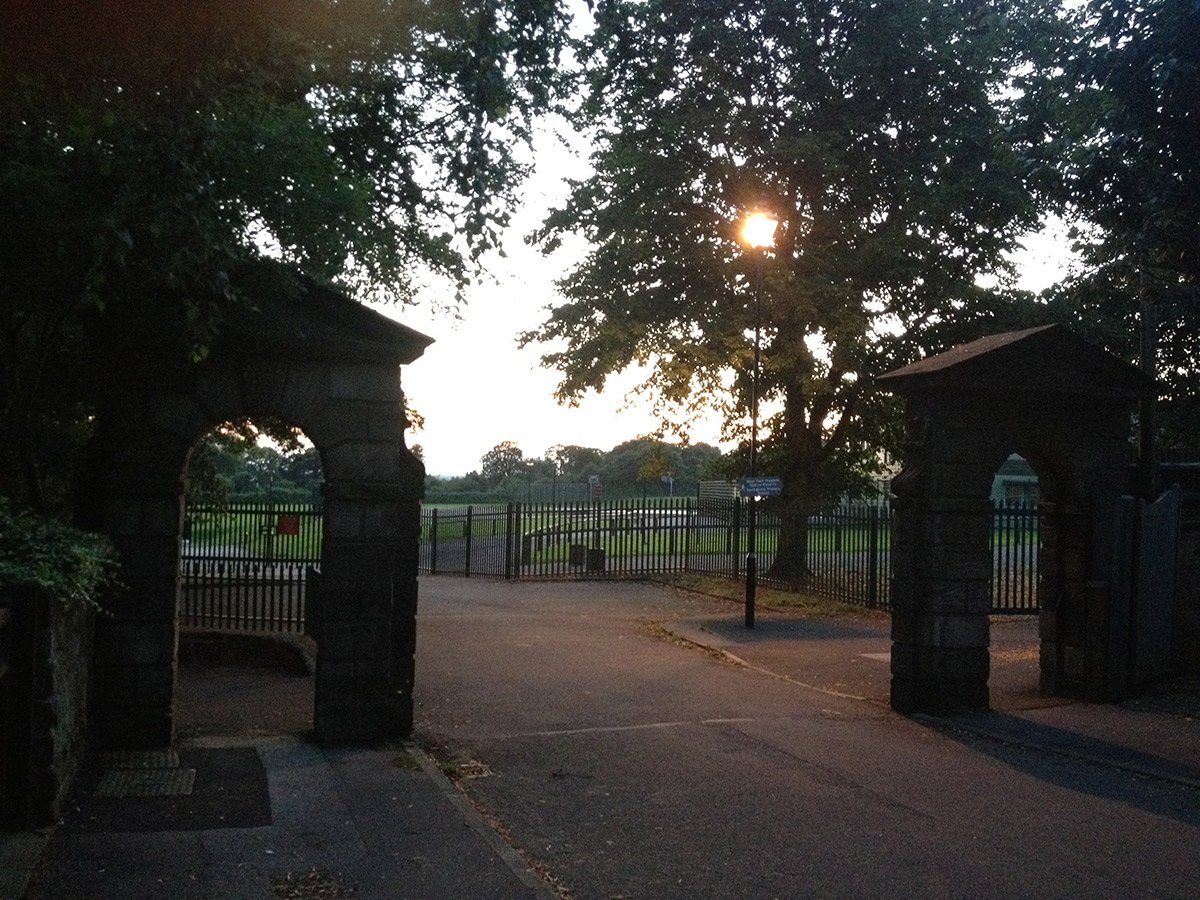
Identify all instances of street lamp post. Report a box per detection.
[740,210,777,629]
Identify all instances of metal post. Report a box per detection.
[746,250,764,628]
[430,508,438,575]
[465,506,473,579]
[504,503,514,580]
[1138,260,1157,501]
[867,504,879,609]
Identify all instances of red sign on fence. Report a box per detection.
[276,513,301,536]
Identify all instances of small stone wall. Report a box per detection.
[0,585,94,828]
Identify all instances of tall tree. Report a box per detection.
[0,0,570,514]
[1024,0,1200,453]
[524,0,1043,577]
[481,440,526,483]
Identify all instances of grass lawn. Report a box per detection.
[653,572,885,619]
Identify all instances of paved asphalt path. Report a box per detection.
[414,576,1200,899]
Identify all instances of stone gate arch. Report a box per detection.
[79,268,431,748]
[879,326,1153,712]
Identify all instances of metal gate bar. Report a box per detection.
[180,503,322,633]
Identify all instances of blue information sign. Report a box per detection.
[739,476,783,497]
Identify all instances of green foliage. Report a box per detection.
[480,440,526,485]
[0,0,571,513]
[430,437,723,501]
[0,496,118,614]
[1022,0,1200,450]
[524,0,1046,538]
[185,425,324,507]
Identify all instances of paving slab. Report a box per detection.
[20,736,551,900]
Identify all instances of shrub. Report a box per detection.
[0,497,118,613]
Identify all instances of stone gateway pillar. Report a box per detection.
[879,326,1151,713]
[81,266,432,748]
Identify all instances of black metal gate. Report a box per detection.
[180,504,322,633]
[1124,487,1183,686]
[992,503,1040,613]
[419,500,1040,613]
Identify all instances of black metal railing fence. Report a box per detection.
[175,499,1039,631]
[419,499,1041,613]
[180,503,323,632]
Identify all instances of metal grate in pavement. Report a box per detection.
[95,749,194,797]
[101,750,181,770]
[95,768,197,797]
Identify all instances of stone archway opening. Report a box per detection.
[880,326,1151,713]
[81,266,432,749]
[174,418,327,740]
[987,450,1046,708]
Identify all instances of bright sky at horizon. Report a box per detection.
[379,132,1075,478]
[375,124,703,478]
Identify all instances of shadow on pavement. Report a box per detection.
[698,616,885,643]
[923,711,1200,828]
[175,630,315,740]
[61,747,271,833]
[678,610,1053,712]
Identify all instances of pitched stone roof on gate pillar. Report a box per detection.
[877,324,1153,398]
[215,260,434,366]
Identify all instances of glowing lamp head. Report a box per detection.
[740,211,778,249]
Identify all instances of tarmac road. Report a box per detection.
[13,577,1199,899]
[414,576,1200,899]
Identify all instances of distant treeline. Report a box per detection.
[185,429,322,507]
[426,438,726,504]
[184,432,729,507]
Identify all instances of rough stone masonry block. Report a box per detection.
[890,641,917,679]
[915,645,989,684]
[937,510,994,551]
[103,433,191,490]
[928,578,993,614]
[320,621,390,662]
[322,441,402,483]
[148,394,207,442]
[90,662,139,707]
[273,363,329,427]
[926,613,990,648]
[192,364,243,423]
[317,579,394,624]
[353,661,397,703]
[368,406,406,443]
[135,664,175,708]
[115,534,180,586]
[316,660,356,699]
[104,496,148,538]
[329,363,400,402]
[1062,644,1085,679]
[315,697,406,744]
[122,622,177,666]
[360,500,404,538]
[139,495,184,538]
[1039,606,1059,641]
[928,461,995,500]
[331,537,400,574]
[893,641,988,709]
[324,502,362,540]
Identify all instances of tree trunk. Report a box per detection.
[767,511,811,585]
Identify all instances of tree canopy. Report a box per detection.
[0,0,571,514]
[1025,0,1199,451]
[430,437,722,501]
[523,0,1046,572]
[185,425,324,507]
[481,440,527,484]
